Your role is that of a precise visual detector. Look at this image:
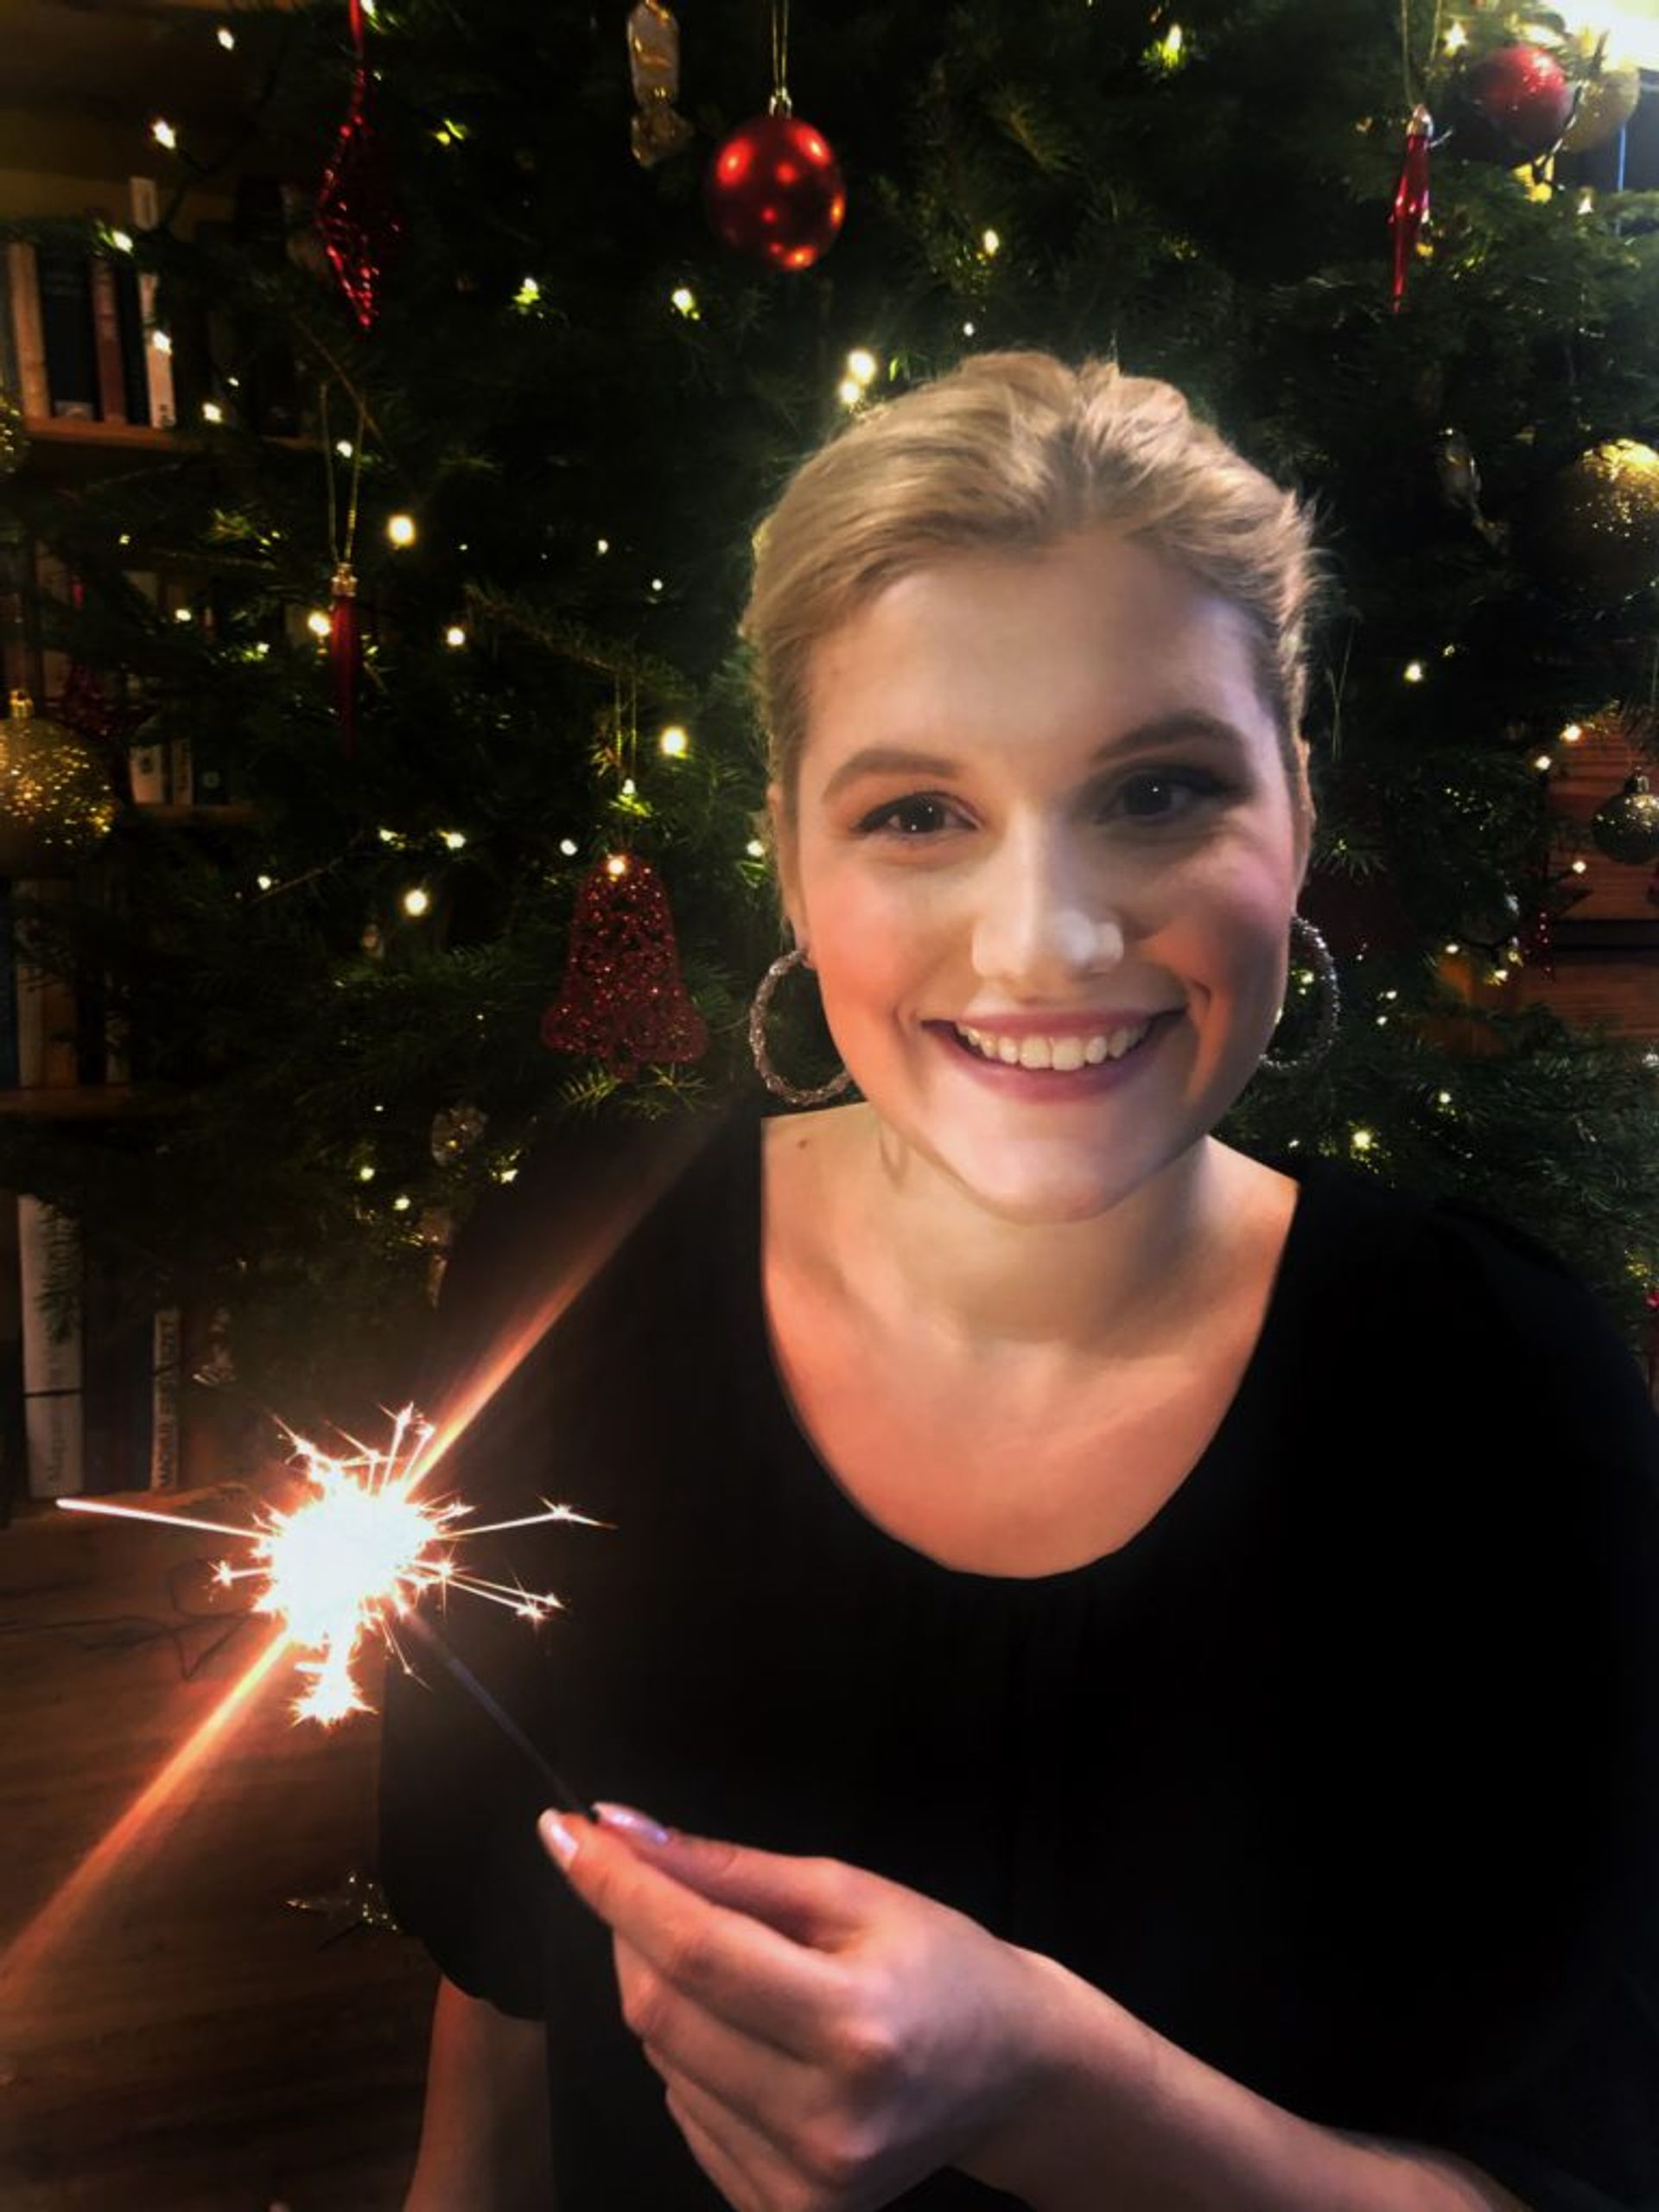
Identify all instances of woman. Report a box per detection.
[381,353,1659,2211]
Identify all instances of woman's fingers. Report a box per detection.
[592,1803,868,1948]
[663,2076,769,2212]
[614,1932,816,2148]
[542,1811,844,2056]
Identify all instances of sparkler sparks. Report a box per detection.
[58,1404,599,1725]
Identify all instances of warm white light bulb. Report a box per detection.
[444,625,467,648]
[151,118,178,150]
[746,838,766,858]
[217,25,235,48]
[110,229,134,255]
[846,348,877,385]
[441,829,467,850]
[307,610,331,639]
[559,838,579,856]
[1403,660,1425,683]
[659,725,689,757]
[671,285,698,317]
[201,401,224,424]
[515,276,541,308]
[981,227,1001,257]
[837,378,862,408]
[402,887,431,918]
[386,512,416,547]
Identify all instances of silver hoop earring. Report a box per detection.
[748,947,855,1108]
[1255,913,1339,1077]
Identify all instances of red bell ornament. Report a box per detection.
[705,109,845,271]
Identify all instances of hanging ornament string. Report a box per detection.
[771,0,791,114]
[322,386,369,756]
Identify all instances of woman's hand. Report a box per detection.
[537,1802,1123,2212]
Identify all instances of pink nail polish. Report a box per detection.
[594,1801,672,1846]
[539,1809,579,1866]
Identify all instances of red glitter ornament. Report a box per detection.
[705,110,845,271]
[1450,43,1573,165]
[316,0,404,328]
[540,853,709,1080]
[1389,104,1433,313]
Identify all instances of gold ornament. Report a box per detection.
[0,690,118,877]
[1529,440,1659,601]
[1561,35,1641,156]
[627,1,695,167]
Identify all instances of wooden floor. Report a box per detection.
[0,1488,438,2212]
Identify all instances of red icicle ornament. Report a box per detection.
[1390,104,1433,312]
[316,0,404,328]
[329,561,362,756]
[540,853,709,1080]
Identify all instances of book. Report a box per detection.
[35,250,99,420]
[4,242,49,418]
[129,178,176,431]
[87,255,129,423]
[149,1304,181,1491]
[13,880,79,1089]
[18,1195,84,1498]
[111,257,150,428]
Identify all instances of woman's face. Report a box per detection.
[767,524,1315,1225]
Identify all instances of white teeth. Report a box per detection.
[953,1018,1157,1070]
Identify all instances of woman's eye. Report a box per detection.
[1113,767,1228,823]
[856,794,957,838]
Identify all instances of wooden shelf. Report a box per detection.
[0,1084,143,1118]
[127,802,258,829]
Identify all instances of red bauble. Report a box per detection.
[1450,43,1573,164]
[704,111,845,271]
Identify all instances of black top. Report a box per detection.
[378,1099,1659,2210]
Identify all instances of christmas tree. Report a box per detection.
[3,0,1659,1437]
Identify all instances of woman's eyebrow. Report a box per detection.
[817,711,1254,804]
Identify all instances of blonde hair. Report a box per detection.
[740,351,1322,839]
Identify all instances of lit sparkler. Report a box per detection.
[56,1402,597,1766]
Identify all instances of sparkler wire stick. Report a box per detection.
[399,1607,588,1815]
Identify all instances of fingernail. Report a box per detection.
[594,1801,672,1847]
[539,1809,580,1867]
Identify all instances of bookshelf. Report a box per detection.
[0,8,290,1512]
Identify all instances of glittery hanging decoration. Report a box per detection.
[540,853,709,1080]
[1390,104,1433,312]
[1591,770,1659,864]
[329,561,362,758]
[628,0,695,168]
[0,690,118,878]
[316,0,404,330]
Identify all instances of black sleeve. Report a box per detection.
[1372,1192,1659,2209]
[374,1104,735,2019]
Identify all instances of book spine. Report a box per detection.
[111,259,150,428]
[5,243,49,418]
[0,885,17,1090]
[18,1196,84,1499]
[0,1194,22,1524]
[87,257,129,424]
[12,880,79,1089]
[128,179,175,430]
[35,250,99,420]
[168,734,194,807]
[149,1304,181,1491]
[127,730,168,804]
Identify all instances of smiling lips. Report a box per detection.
[950,1017,1160,1070]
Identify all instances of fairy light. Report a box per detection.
[444,625,467,648]
[606,853,630,878]
[109,229,134,255]
[1561,721,1584,743]
[175,607,193,625]
[981,227,1001,257]
[671,285,699,318]
[514,276,541,309]
[595,537,610,555]
[201,401,224,424]
[358,1164,376,1183]
[649,576,664,594]
[151,330,173,357]
[306,610,331,639]
[150,118,178,150]
[440,829,467,851]
[1443,20,1468,54]
[216,24,235,48]
[393,1195,411,1212]
[746,837,766,858]
[837,378,862,408]
[1403,660,1426,683]
[962,321,976,337]
[1350,1128,1376,1154]
[1534,751,1554,773]
[559,837,579,856]
[386,513,417,547]
[659,725,689,758]
[256,874,274,892]
[402,886,431,918]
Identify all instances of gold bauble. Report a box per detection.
[0,690,118,877]
[1529,440,1659,601]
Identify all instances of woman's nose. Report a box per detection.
[968,823,1126,992]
